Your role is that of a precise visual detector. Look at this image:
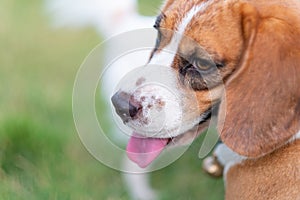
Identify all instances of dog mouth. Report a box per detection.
[126,132,171,168]
[126,108,212,168]
[111,72,218,168]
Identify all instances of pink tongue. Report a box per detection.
[126,132,169,168]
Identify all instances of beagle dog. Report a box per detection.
[112,0,300,199]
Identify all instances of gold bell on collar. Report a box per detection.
[202,155,224,178]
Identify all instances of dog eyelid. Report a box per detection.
[153,14,165,29]
[153,24,159,29]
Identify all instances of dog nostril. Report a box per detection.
[129,101,140,118]
[111,91,141,123]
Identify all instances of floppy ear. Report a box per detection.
[218,3,300,157]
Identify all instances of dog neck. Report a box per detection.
[225,139,300,199]
[215,130,300,183]
[216,130,300,199]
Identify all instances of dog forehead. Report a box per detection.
[193,6,244,63]
[160,0,243,63]
[160,0,213,31]
[150,1,214,60]
[162,0,209,14]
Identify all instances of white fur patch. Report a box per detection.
[125,65,203,139]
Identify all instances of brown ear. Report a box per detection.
[218,2,300,157]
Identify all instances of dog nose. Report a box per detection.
[111,91,140,123]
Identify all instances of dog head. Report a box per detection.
[111,0,300,168]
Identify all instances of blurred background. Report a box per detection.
[0,0,224,199]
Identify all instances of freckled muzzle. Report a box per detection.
[110,64,217,168]
[111,65,204,168]
[112,81,182,138]
[111,65,203,139]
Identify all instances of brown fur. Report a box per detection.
[159,0,300,156]
[226,140,300,200]
[217,1,300,157]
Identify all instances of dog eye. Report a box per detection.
[192,58,215,72]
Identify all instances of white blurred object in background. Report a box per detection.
[45,0,158,199]
[45,0,154,36]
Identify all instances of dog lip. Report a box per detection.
[198,109,212,125]
[198,103,220,125]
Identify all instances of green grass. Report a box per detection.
[0,0,224,199]
[138,0,163,16]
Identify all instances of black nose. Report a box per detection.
[111,91,140,123]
